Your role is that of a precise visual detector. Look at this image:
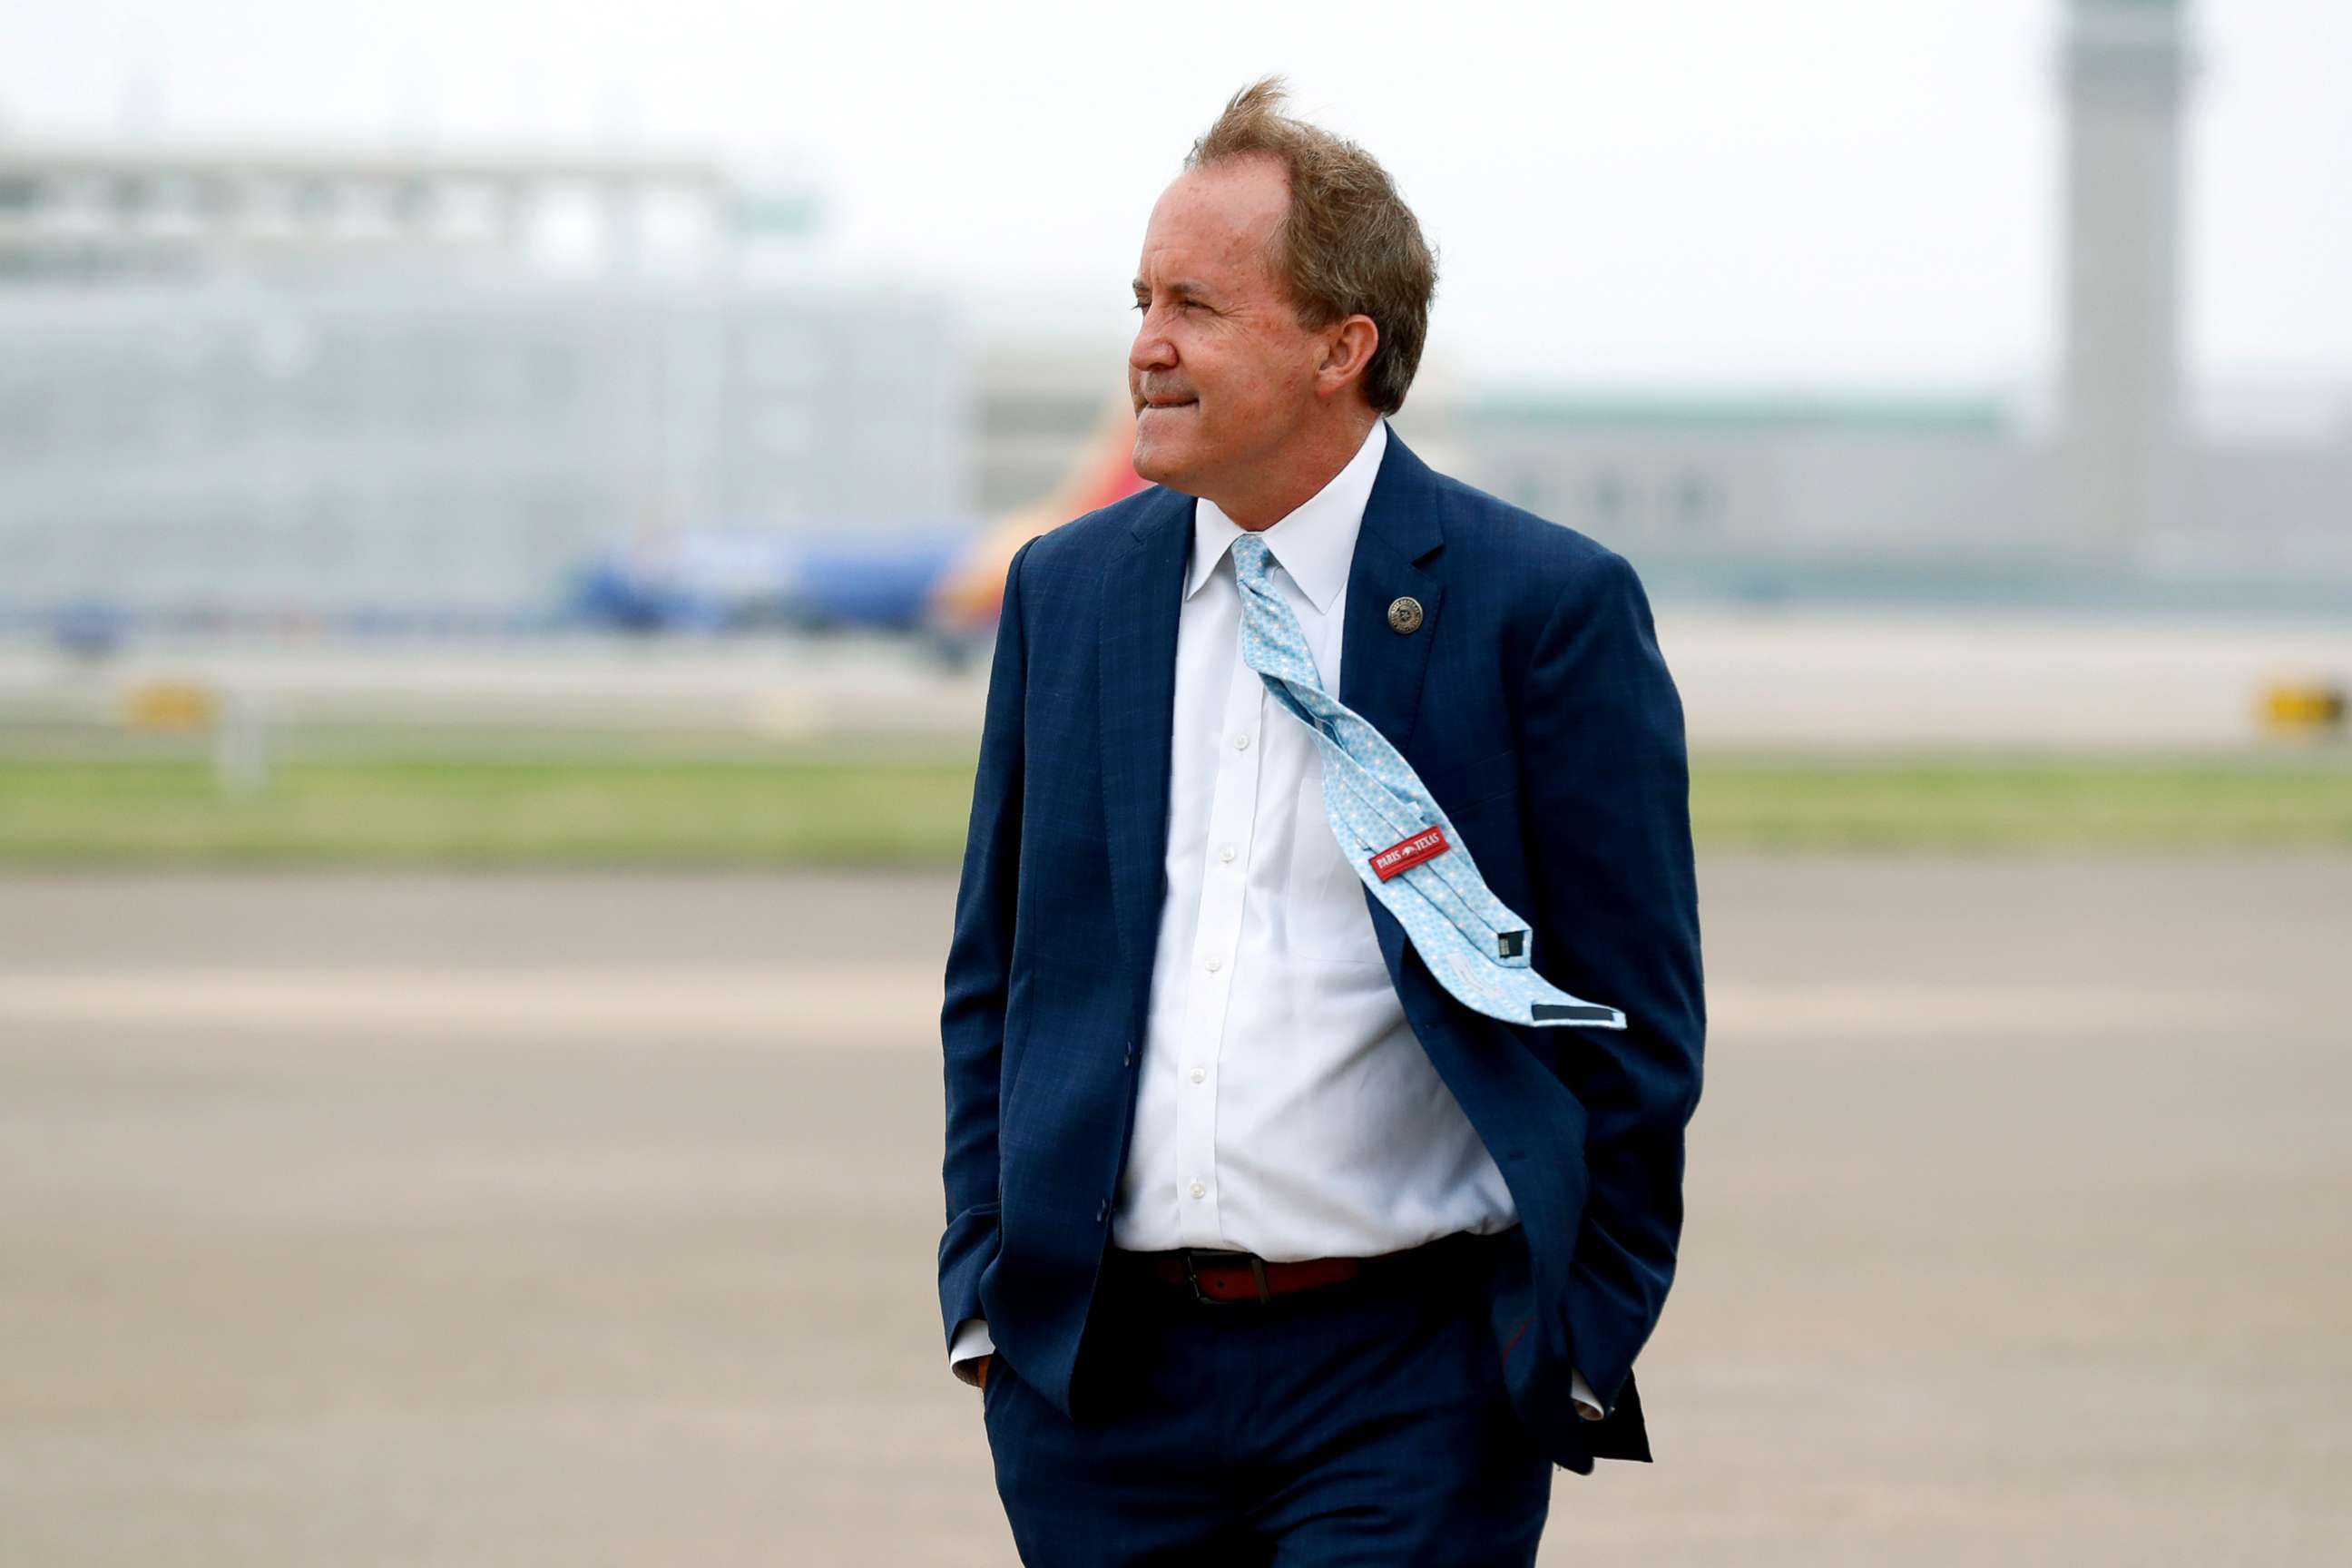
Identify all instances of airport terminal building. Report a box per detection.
[1445,0,2352,606]
[0,143,966,630]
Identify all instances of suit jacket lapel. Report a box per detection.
[1100,485,1191,1034]
[1339,426,1446,981]
[1338,423,1446,765]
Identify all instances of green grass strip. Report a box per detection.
[0,753,2345,866]
[1687,754,2352,853]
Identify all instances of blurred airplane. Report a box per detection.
[564,398,1149,662]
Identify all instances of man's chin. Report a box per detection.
[1131,434,1193,489]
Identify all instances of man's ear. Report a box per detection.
[1317,314,1379,399]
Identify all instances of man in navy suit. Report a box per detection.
[940,78,1704,1564]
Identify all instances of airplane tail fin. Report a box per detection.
[928,395,1145,633]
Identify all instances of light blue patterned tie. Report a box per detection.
[1230,532,1625,1031]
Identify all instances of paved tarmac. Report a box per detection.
[1,859,2347,1564]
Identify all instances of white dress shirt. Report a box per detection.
[952,421,1599,1417]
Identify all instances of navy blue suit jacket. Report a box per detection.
[938,426,1705,1474]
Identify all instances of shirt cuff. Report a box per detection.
[949,1317,995,1387]
[1571,1367,1604,1421]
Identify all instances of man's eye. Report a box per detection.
[1132,300,1149,313]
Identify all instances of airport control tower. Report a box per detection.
[2060,0,2196,555]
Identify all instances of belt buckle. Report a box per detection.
[1181,1249,1270,1306]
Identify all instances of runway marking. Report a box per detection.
[0,968,2296,1046]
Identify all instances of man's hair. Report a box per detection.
[1185,76,1436,416]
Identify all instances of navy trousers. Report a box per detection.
[981,1233,1553,1566]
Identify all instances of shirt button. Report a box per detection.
[1189,1065,1206,1083]
[1204,955,1222,973]
[1232,732,1250,750]
[1218,844,1236,863]
[1189,1180,1207,1200]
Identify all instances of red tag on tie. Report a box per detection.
[1368,825,1450,882]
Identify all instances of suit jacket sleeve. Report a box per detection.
[936,535,1038,1348]
[1519,545,1706,1412]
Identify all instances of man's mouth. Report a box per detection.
[1140,397,1197,412]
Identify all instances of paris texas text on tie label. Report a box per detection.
[1368,826,1450,882]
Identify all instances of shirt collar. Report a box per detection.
[1184,419,1387,616]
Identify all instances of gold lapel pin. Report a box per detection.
[1387,596,1424,634]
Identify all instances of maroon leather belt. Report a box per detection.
[1118,1233,1493,1307]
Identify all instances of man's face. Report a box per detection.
[1129,157,1328,497]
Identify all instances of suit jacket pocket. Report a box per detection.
[981,1352,1007,1419]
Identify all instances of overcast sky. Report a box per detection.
[4,0,2346,394]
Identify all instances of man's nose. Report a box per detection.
[1130,310,1175,375]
